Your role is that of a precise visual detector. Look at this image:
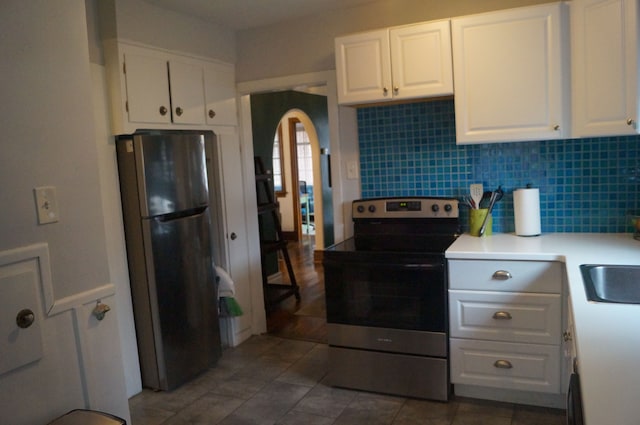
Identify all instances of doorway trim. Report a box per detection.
[236,70,359,336]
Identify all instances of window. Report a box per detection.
[295,121,313,186]
[272,124,285,195]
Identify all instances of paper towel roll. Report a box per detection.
[514,188,541,236]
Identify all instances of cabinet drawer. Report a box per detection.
[449,290,561,344]
[450,338,561,393]
[448,260,562,293]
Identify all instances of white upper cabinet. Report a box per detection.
[335,20,453,105]
[122,48,205,127]
[335,29,391,104]
[390,21,454,100]
[204,63,238,126]
[451,3,570,144]
[571,0,639,137]
[123,52,173,125]
[104,42,237,135]
[167,60,206,125]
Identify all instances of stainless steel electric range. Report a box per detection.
[323,197,460,401]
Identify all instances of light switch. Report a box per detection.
[34,186,59,224]
[347,160,359,180]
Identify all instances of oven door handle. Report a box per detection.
[401,263,443,270]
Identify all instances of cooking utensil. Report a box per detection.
[470,184,483,209]
[478,186,503,236]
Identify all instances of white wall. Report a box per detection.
[235,0,555,82]
[100,0,236,64]
[0,0,129,423]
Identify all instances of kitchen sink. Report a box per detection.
[580,264,640,304]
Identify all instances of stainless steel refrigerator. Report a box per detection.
[116,130,221,391]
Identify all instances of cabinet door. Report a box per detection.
[452,3,569,143]
[204,63,238,126]
[124,52,171,124]
[335,29,392,104]
[168,61,206,125]
[571,0,639,136]
[390,20,453,100]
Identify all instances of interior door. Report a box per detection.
[215,128,254,345]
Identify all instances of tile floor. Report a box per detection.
[129,335,566,425]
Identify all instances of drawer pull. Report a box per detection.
[492,311,512,320]
[492,270,512,280]
[494,359,513,369]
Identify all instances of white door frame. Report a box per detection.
[236,70,359,336]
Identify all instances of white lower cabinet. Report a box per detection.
[448,259,565,404]
[450,339,561,393]
[449,290,561,345]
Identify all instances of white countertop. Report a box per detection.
[446,233,640,425]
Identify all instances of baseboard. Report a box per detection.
[453,384,566,409]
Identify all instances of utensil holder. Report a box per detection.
[629,213,640,241]
[470,209,492,237]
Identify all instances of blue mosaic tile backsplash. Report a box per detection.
[357,99,640,233]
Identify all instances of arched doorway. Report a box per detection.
[272,110,323,245]
[250,90,333,250]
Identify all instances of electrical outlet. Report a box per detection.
[347,160,359,180]
[34,186,59,224]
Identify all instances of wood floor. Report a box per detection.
[265,233,327,344]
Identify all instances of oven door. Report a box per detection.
[323,253,446,333]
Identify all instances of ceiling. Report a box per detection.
[144,0,379,30]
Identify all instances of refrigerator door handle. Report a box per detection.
[154,206,208,222]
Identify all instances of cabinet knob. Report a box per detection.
[230,232,237,240]
[563,330,572,342]
[208,109,216,119]
[16,309,35,329]
[159,105,168,116]
[493,359,513,369]
[383,87,389,95]
[492,311,512,320]
[492,270,512,280]
[175,107,183,117]
[627,118,635,126]
[553,124,560,131]
[393,86,399,94]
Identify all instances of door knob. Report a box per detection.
[93,302,111,321]
[16,309,35,329]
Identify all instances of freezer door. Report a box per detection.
[141,209,221,390]
[134,132,210,217]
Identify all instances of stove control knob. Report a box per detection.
[368,205,376,213]
[356,205,365,213]
[431,204,439,213]
[444,204,452,212]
